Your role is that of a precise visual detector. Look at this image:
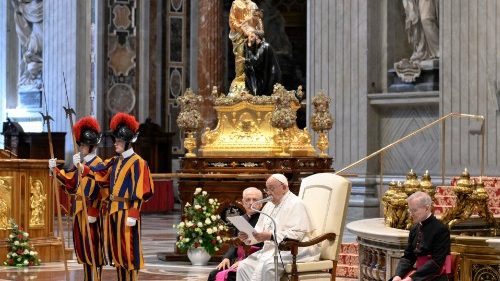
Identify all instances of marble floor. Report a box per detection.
[0,210,357,281]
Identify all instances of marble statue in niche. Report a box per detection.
[29,178,46,227]
[390,0,439,91]
[403,0,439,62]
[11,0,44,90]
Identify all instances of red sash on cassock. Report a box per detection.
[404,255,452,278]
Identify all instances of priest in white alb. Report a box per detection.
[236,174,320,281]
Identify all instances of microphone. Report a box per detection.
[250,196,273,214]
[250,195,280,281]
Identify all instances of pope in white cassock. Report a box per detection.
[236,174,320,281]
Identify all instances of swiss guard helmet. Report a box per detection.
[73,116,102,146]
[110,112,140,144]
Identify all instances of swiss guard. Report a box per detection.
[80,112,154,281]
[49,116,106,281]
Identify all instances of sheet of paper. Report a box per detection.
[227,215,258,245]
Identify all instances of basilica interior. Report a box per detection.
[1,0,500,281]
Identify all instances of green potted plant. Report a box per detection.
[3,219,41,267]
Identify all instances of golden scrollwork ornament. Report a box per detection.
[177,88,203,157]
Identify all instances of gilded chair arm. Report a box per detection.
[278,233,337,281]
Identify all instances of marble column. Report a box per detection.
[44,0,90,160]
[197,1,224,129]
[0,0,7,140]
[138,0,150,123]
[92,0,105,123]
[149,0,162,125]
[75,0,92,119]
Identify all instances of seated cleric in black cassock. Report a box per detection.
[207,187,264,281]
[390,191,451,281]
[244,33,281,96]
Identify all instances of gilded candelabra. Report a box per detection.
[470,180,498,232]
[420,170,435,198]
[383,169,438,230]
[403,169,420,195]
[311,91,333,157]
[177,88,203,157]
[441,168,498,231]
[383,181,410,229]
[441,168,475,229]
[270,84,298,157]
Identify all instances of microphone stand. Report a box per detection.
[251,198,279,281]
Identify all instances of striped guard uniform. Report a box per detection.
[82,148,154,276]
[54,153,106,281]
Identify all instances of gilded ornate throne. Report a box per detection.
[279,173,352,281]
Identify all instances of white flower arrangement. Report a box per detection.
[174,188,231,255]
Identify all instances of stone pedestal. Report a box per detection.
[388,61,439,92]
[347,218,408,281]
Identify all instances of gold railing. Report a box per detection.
[334,112,485,186]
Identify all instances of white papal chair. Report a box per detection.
[279,173,352,281]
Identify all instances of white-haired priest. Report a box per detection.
[236,174,320,281]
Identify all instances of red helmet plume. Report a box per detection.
[73,116,101,145]
[110,112,140,143]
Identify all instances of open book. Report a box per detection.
[227,215,259,245]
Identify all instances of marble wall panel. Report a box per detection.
[441,0,500,176]
[307,0,369,174]
[0,1,7,135]
[378,105,440,174]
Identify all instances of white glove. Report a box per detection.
[126,217,137,227]
[48,158,57,170]
[72,153,81,167]
[87,216,97,224]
